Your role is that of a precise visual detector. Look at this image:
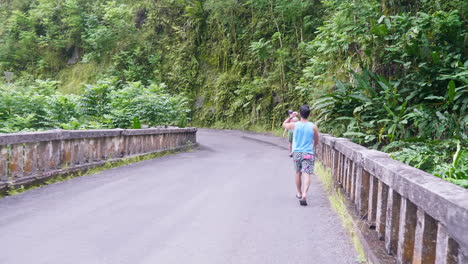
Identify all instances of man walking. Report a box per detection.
[282,105,319,206]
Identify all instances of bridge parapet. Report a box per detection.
[317,134,468,264]
[0,128,197,191]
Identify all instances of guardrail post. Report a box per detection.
[435,223,461,264]
[367,175,378,227]
[397,198,418,263]
[0,146,8,183]
[337,153,343,185]
[350,162,357,202]
[355,166,369,218]
[385,188,401,255]
[344,158,350,195]
[376,181,389,240]
[413,208,438,263]
[333,149,339,180]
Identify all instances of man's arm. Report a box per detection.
[313,124,320,150]
[282,112,297,130]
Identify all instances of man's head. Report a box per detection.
[287,109,293,116]
[299,104,310,119]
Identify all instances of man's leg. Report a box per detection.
[301,173,311,199]
[295,171,302,197]
[301,159,314,199]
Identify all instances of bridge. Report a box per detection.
[0,128,466,263]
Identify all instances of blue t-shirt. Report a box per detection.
[292,122,314,154]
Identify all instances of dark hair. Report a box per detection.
[287,109,293,116]
[299,104,310,119]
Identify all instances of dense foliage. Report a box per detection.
[0,79,189,132]
[0,0,466,186]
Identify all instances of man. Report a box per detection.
[282,105,320,206]
[282,110,299,157]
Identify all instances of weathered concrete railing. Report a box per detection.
[317,134,468,264]
[0,128,197,191]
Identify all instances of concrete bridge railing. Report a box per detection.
[316,134,468,264]
[0,128,197,191]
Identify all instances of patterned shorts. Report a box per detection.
[293,152,315,174]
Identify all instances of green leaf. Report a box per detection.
[447,80,456,104]
[349,94,371,102]
[424,96,445,101]
[377,119,392,123]
[334,79,346,92]
[452,142,462,167]
[383,104,396,118]
[343,132,366,137]
[431,51,439,64]
[377,81,389,91]
[377,15,386,24]
[436,111,447,121]
[384,18,392,29]
[132,116,141,129]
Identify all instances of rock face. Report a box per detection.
[316,134,468,264]
[0,128,197,190]
[67,46,82,65]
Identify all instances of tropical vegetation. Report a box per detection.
[0,0,466,186]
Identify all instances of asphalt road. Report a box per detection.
[0,129,357,264]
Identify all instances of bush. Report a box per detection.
[107,82,190,128]
[0,78,190,133]
[0,80,79,132]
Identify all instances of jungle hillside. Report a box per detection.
[0,0,467,186]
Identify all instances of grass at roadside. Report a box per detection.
[315,162,367,264]
[56,61,109,94]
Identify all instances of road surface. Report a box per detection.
[0,129,357,264]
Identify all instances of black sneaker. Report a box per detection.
[299,199,308,206]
